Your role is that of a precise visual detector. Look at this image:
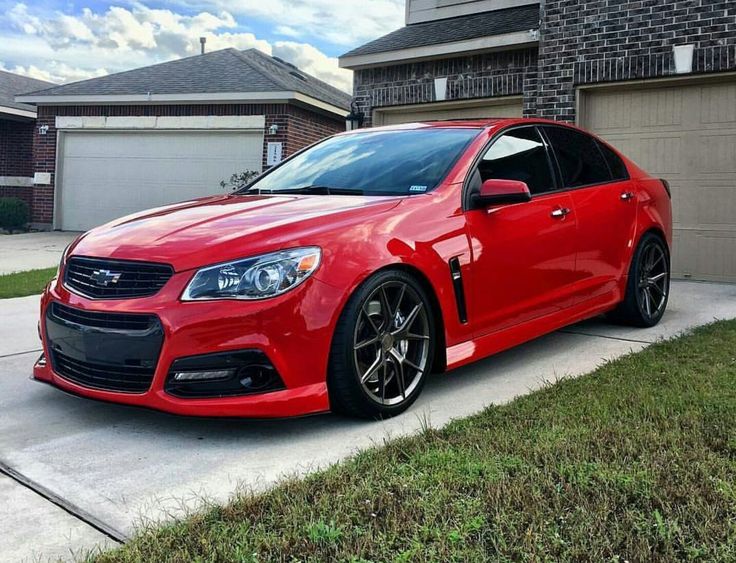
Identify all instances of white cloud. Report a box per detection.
[176,0,405,46]
[2,2,358,91]
[273,41,352,93]
[0,61,107,84]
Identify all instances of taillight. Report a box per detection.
[660,179,672,199]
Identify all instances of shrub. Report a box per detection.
[0,197,30,232]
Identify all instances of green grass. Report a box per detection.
[95,321,736,562]
[0,267,56,299]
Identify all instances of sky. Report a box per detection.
[0,0,405,93]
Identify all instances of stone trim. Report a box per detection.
[0,176,33,187]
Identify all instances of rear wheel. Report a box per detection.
[609,232,670,327]
[328,270,435,419]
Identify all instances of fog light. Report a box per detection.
[36,353,47,367]
[173,369,235,382]
[165,350,285,398]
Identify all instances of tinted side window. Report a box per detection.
[543,126,612,188]
[479,127,555,195]
[597,141,629,181]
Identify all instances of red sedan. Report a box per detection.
[34,118,672,419]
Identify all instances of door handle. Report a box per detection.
[550,207,570,218]
[620,191,634,201]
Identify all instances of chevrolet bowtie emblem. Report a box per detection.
[90,269,122,286]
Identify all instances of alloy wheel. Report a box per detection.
[637,241,669,320]
[353,281,431,406]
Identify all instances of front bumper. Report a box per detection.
[33,271,342,418]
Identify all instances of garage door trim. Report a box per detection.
[373,95,523,126]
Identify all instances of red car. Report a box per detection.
[34,118,672,419]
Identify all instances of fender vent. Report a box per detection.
[449,257,468,324]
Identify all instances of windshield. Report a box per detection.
[244,128,481,196]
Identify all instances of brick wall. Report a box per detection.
[0,118,35,210]
[538,0,736,121]
[353,48,538,126]
[0,185,33,207]
[0,118,34,176]
[30,103,344,225]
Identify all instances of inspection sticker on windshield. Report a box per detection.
[409,185,428,193]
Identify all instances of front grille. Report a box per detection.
[50,302,154,331]
[64,256,174,299]
[51,350,155,393]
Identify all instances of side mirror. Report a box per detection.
[472,179,531,208]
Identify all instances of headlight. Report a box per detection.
[181,247,321,301]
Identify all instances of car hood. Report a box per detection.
[69,194,403,272]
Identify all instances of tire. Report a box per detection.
[609,232,670,327]
[328,269,436,419]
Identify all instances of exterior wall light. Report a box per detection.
[39,124,49,135]
[345,100,364,131]
[268,124,279,135]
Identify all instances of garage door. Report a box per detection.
[581,79,736,282]
[58,130,264,231]
[374,97,523,126]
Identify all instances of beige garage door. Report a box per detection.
[374,97,523,126]
[58,130,264,231]
[581,79,736,282]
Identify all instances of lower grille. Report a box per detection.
[50,302,154,331]
[45,303,163,394]
[51,350,155,393]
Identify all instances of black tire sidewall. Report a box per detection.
[328,270,436,419]
[630,233,670,327]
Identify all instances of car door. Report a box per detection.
[464,126,579,337]
[542,126,638,303]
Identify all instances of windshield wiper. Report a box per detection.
[261,185,364,196]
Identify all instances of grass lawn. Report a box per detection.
[95,321,736,562]
[0,267,56,299]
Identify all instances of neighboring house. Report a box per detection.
[16,48,350,231]
[0,70,54,210]
[340,0,736,283]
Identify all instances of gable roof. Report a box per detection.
[0,69,54,117]
[16,49,351,115]
[340,4,539,68]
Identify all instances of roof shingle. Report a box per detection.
[340,4,539,59]
[19,49,351,110]
[0,69,54,112]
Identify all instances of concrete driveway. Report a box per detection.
[0,231,80,274]
[1,281,735,562]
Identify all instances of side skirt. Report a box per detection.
[445,294,619,371]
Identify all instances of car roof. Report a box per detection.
[343,117,573,134]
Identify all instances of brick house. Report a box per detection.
[340,0,736,283]
[0,70,54,210]
[16,48,350,231]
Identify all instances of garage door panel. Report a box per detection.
[583,79,736,282]
[700,82,736,124]
[59,131,263,231]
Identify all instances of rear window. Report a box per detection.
[597,141,629,181]
[543,126,612,188]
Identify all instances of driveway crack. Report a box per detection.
[0,460,128,544]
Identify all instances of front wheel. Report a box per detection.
[328,270,435,419]
[609,232,670,327]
